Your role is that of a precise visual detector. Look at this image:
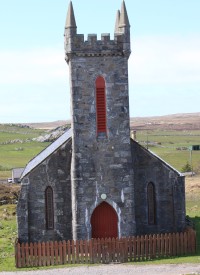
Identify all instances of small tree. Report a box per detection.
[181,162,192,173]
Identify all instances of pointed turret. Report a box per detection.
[119,0,130,28]
[64,1,77,38]
[65,1,76,29]
[114,10,121,33]
[117,0,130,56]
[64,1,77,59]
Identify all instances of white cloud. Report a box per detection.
[129,35,200,85]
[0,47,68,85]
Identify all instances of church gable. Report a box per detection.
[131,139,185,235]
[17,132,72,243]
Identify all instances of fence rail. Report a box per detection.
[15,229,196,268]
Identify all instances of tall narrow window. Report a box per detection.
[45,186,54,229]
[147,182,156,225]
[96,76,106,134]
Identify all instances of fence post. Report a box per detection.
[172,233,176,256]
[75,240,79,264]
[38,242,41,266]
[116,238,120,263]
[152,235,156,258]
[164,233,168,257]
[46,241,50,266]
[67,240,71,264]
[25,242,29,267]
[176,233,180,256]
[16,242,21,268]
[50,241,54,266]
[62,240,66,264]
[79,240,84,263]
[137,236,141,261]
[140,235,144,261]
[180,232,184,255]
[59,241,63,265]
[133,236,136,261]
[99,238,102,263]
[168,233,172,257]
[192,229,197,254]
[71,240,75,264]
[183,232,188,255]
[89,239,93,264]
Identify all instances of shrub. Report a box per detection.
[181,162,192,172]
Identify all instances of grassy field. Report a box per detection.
[0,204,17,270]
[0,124,49,179]
[136,130,200,172]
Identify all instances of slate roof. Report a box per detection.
[21,128,72,179]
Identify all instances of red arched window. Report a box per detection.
[45,186,54,230]
[147,182,156,225]
[96,76,106,134]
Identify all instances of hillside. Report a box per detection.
[131,112,200,130]
[21,112,200,131]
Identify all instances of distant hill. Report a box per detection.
[130,113,200,130]
[21,120,70,130]
[22,113,200,131]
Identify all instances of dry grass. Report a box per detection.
[0,184,21,204]
[185,174,200,200]
[130,112,200,130]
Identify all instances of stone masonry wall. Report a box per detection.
[131,139,186,235]
[17,139,72,243]
[69,52,135,240]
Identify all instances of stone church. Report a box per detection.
[17,1,186,243]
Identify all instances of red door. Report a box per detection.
[91,202,118,239]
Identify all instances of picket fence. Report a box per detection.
[15,229,196,268]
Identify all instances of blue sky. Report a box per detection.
[0,0,200,123]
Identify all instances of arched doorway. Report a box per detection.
[91,202,118,239]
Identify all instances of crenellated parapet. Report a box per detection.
[64,1,131,62]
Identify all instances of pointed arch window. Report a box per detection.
[96,76,107,134]
[147,182,156,225]
[45,186,54,230]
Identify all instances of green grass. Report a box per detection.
[0,124,49,179]
[136,130,200,172]
[0,124,44,141]
[0,142,50,168]
[0,205,17,271]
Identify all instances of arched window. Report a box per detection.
[45,186,54,229]
[147,182,156,225]
[96,76,107,134]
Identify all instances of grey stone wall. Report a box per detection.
[69,54,135,240]
[65,27,135,239]
[17,139,72,243]
[131,139,186,235]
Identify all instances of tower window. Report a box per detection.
[147,182,156,225]
[96,76,106,134]
[45,186,54,230]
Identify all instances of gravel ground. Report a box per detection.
[1,264,200,275]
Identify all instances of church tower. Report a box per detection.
[64,1,136,240]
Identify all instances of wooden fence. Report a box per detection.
[15,229,196,268]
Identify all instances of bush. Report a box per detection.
[181,162,192,172]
